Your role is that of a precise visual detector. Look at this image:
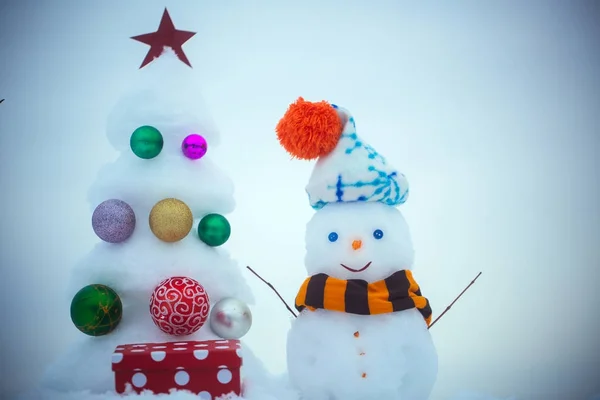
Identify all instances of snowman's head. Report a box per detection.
[304,202,414,282]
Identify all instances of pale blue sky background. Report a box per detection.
[0,1,599,399]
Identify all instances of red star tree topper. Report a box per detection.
[132,8,196,69]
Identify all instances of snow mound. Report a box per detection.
[16,389,282,400]
[18,388,229,400]
[40,340,289,398]
[16,386,520,400]
[106,48,220,153]
[448,392,518,400]
[22,372,295,400]
[87,152,236,216]
[66,235,254,313]
[34,347,297,399]
[288,308,437,400]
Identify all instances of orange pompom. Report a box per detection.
[276,97,343,160]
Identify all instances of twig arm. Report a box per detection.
[428,271,482,329]
[246,266,298,318]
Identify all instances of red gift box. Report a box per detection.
[112,339,242,397]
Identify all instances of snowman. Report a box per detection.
[276,98,438,400]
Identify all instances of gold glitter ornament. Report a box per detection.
[149,198,194,242]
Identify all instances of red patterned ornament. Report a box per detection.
[149,276,210,336]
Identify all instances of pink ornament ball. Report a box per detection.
[149,276,210,336]
[92,199,136,243]
[181,134,207,160]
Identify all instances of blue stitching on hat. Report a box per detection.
[308,174,407,210]
[320,169,403,206]
[335,175,344,202]
[341,132,386,166]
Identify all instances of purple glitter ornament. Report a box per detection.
[181,134,208,160]
[92,199,136,243]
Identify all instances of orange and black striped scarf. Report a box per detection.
[295,270,432,326]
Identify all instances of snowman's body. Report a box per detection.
[288,309,437,400]
[286,202,438,400]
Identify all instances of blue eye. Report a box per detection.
[373,229,384,239]
[328,232,339,242]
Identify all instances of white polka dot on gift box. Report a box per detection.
[217,367,232,384]
[194,349,209,360]
[151,350,166,362]
[131,372,147,388]
[174,369,190,386]
[198,391,212,400]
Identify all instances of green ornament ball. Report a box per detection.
[70,284,123,336]
[198,213,231,247]
[130,125,164,159]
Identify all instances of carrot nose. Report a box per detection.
[352,240,362,250]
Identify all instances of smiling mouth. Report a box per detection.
[340,262,372,273]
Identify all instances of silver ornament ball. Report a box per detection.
[209,297,252,339]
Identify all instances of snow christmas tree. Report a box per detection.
[38,10,279,399]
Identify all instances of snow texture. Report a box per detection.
[288,201,437,400]
[33,50,274,399]
[88,150,236,218]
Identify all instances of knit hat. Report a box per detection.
[276,98,409,210]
